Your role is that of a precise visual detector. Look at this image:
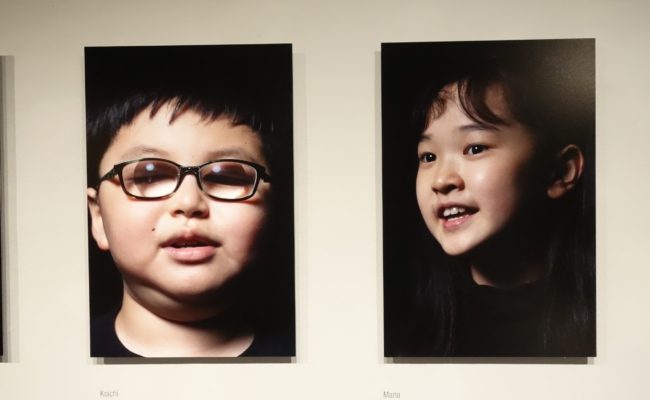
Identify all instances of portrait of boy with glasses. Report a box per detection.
[85,45,295,358]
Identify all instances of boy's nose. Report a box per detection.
[169,174,209,218]
[431,160,464,194]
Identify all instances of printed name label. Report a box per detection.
[100,390,119,397]
[383,391,401,398]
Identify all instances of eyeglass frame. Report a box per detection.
[96,157,272,201]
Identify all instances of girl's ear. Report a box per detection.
[87,187,110,250]
[547,144,585,199]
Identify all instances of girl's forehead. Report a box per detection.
[425,83,457,122]
[425,81,515,132]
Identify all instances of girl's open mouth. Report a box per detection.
[437,206,478,229]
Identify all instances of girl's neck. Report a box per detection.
[115,292,254,357]
[466,227,550,290]
[470,259,546,289]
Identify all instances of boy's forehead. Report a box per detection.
[99,106,265,170]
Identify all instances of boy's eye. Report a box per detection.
[465,144,488,155]
[203,170,251,186]
[419,152,436,163]
[128,161,178,185]
[201,162,256,187]
[131,173,174,184]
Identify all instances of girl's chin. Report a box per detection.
[441,247,472,257]
[437,237,486,257]
[437,242,471,257]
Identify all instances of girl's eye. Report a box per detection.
[465,144,488,155]
[419,152,436,163]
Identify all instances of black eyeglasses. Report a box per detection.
[98,158,272,201]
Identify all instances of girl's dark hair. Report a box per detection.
[382,39,595,356]
[85,45,295,348]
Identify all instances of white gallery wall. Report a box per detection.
[1,0,649,398]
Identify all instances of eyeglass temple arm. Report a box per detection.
[260,169,272,182]
[96,168,118,188]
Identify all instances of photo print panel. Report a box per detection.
[382,39,595,357]
[86,44,295,358]
[0,56,6,357]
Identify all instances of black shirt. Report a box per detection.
[90,309,294,358]
[454,270,550,357]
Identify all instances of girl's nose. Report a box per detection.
[169,174,210,218]
[431,160,464,194]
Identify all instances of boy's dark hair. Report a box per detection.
[85,45,295,347]
[382,39,595,356]
[85,45,292,188]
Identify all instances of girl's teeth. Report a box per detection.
[443,207,466,217]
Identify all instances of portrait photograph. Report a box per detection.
[0,55,6,357]
[382,39,596,357]
[85,44,295,358]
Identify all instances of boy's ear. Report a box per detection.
[87,187,110,250]
[547,144,584,200]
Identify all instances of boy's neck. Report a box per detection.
[115,292,254,357]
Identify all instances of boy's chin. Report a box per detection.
[149,300,228,323]
[127,286,230,323]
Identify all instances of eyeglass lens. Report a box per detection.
[121,159,259,199]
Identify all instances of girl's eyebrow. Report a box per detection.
[419,123,500,142]
[459,122,500,132]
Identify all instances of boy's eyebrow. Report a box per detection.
[117,146,264,165]
[119,146,169,160]
[205,147,261,162]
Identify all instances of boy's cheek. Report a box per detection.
[99,205,159,259]
[222,206,269,247]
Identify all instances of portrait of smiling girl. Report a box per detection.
[85,45,294,358]
[383,39,595,357]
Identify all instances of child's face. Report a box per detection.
[88,105,270,320]
[416,83,543,256]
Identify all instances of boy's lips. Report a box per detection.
[161,233,220,264]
